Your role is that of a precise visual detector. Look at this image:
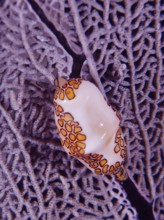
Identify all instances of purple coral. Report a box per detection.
[0,0,163,219]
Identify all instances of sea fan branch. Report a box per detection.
[125,0,155,200]
[154,0,162,101]
[0,152,36,219]
[68,0,107,100]
[0,104,45,214]
[19,12,54,84]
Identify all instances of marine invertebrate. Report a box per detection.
[0,0,163,219]
[54,78,127,181]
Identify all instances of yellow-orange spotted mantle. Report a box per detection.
[54,78,127,181]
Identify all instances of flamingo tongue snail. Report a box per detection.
[54,78,127,181]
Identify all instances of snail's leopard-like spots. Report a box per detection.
[100,159,107,167]
[58,119,64,127]
[59,89,65,100]
[82,154,90,159]
[55,110,60,116]
[102,165,109,174]
[65,87,75,100]
[74,147,78,153]
[96,155,103,161]
[91,154,97,158]
[116,128,121,137]
[79,149,85,154]
[114,144,120,153]
[57,105,64,113]
[115,136,121,143]
[62,83,67,88]
[115,161,121,168]
[95,168,102,175]
[54,93,57,100]
[114,128,126,159]
[89,162,99,169]
[69,133,76,141]
[64,138,70,148]
[74,126,82,133]
[70,147,75,154]
[73,80,81,89]
[76,141,86,148]
[121,149,126,158]
[109,165,115,172]
[71,142,76,147]
[54,87,59,100]
[60,128,67,137]
[77,133,86,141]
[61,113,74,122]
[71,121,79,126]
[54,78,82,100]
[65,123,72,132]
[120,139,124,147]
[78,151,126,177]
[68,79,76,86]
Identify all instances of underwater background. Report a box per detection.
[0,0,163,219]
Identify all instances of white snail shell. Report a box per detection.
[54,78,127,181]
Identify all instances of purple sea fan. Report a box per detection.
[0,0,163,220]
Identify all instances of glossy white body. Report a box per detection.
[55,81,124,166]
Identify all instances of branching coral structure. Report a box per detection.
[0,0,163,219]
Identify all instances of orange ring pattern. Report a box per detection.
[54,78,127,180]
